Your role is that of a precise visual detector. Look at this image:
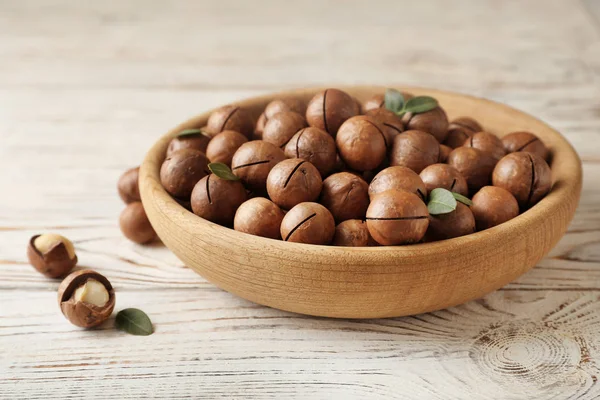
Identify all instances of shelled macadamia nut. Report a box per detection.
[402,106,449,143]
[234,197,285,239]
[333,219,375,247]
[206,130,248,166]
[419,163,469,197]
[280,202,335,245]
[27,233,77,278]
[447,147,497,194]
[306,88,358,136]
[365,108,404,145]
[267,159,323,210]
[262,111,307,148]
[502,131,550,161]
[444,117,482,148]
[366,189,429,245]
[58,269,115,328]
[166,132,211,157]
[492,152,552,209]
[119,202,157,244]
[425,203,475,241]
[320,172,370,222]
[369,166,427,201]
[117,166,141,204]
[191,174,248,226]
[390,130,440,173]
[336,116,387,171]
[463,131,506,161]
[471,186,520,230]
[284,127,337,177]
[206,105,254,139]
[231,141,286,193]
[160,148,209,198]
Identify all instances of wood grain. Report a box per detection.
[1,0,599,398]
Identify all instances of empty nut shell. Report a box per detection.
[463,131,506,161]
[471,186,520,230]
[166,132,211,157]
[336,116,387,171]
[267,159,323,210]
[284,127,337,177]
[333,219,375,247]
[369,166,427,201]
[231,141,286,193]
[390,130,440,173]
[444,117,482,148]
[57,269,115,328]
[206,130,248,166]
[320,172,370,223]
[502,131,550,161]
[234,197,285,239]
[27,234,78,278]
[160,148,210,198]
[306,89,358,136]
[117,166,141,204]
[402,107,449,143]
[262,111,307,148]
[425,203,475,241]
[419,163,469,197]
[206,105,254,139]
[280,202,335,245]
[191,174,248,226]
[119,202,157,244]
[447,147,497,194]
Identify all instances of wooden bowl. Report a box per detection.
[140,86,582,319]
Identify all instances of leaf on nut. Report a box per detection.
[208,162,240,181]
[384,89,405,113]
[403,96,438,114]
[178,128,210,139]
[115,308,153,336]
[427,188,457,215]
[452,192,473,206]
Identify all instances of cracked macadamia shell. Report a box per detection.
[336,116,387,171]
[262,111,307,148]
[444,117,482,148]
[402,106,449,143]
[280,202,335,245]
[206,105,254,139]
[206,130,248,166]
[27,234,78,278]
[419,163,469,197]
[267,159,323,210]
[319,172,370,223]
[58,269,115,329]
[306,88,359,136]
[166,133,211,157]
[425,203,476,241]
[160,148,210,199]
[284,127,337,177]
[492,152,552,209]
[230,141,286,193]
[365,108,404,146]
[369,166,427,201]
[366,189,429,246]
[332,219,375,247]
[447,147,497,194]
[471,186,520,230]
[119,202,157,244]
[191,174,248,226]
[463,131,506,161]
[234,197,285,239]
[360,92,414,113]
[117,166,141,204]
[390,130,440,173]
[502,131,550,161]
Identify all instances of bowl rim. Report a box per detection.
[141,85,582,256]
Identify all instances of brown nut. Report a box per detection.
[336,116,387,171]
[361,92,414,113]
[320,172,370,222]
[419,163,469,197]
[369,166,427,201]
[117,166,141,204]
[306,88,358,136]
[447,147,497,194]
[280,202,335,245]
[206,105,254,139]
[444,117,482,148]
[492,152,552,209]
[284,127,337,177]
[119,202,157,244]
[265,97,306,119]
[333,219,375,247]
[439,144,452,163]
[463,131,506,161]
[267,159,323,210]
[402,106,449,143]
[191,174,248,226]
[471,186,520,230]
[234,197,285,239]
[27,234,78,278]
[254,112,268,139]
[390,130,440,173]
[365,108,404,145]
[206,130,248,166]
[262,111,307,148]
[366,189,429,246]
[425,203,475,241]
[57,269,115,328]
[160,148,209,199]
[166,132,211,157]
[502,131,550,161]
[231,141,286,193]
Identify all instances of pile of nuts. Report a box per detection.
[153,88,552,246]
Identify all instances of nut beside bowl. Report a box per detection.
[140,86,582,319]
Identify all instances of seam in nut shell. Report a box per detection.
[366,216,428,221]
[516,137,540,152]
[416,189,425,201]
[364,119,388,147]
[322,89,329,134]
[232,160,270,170]
[219,106,239,132]
[383,122,403,135]
[450,178,457,191]
[294,128,306,158]
[284,160,307,188]
[285,213,317,241]
[206,174,212,204]
[526,153,536,206]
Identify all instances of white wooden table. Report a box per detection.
[2,1,600,398]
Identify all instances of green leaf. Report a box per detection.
[208,162,240,181]
[115,308,153,336]
[427,188,457,215]
[452,192,473,206]
[384,89,405,113]
[178,128,210,138]
[403,96,438,114]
